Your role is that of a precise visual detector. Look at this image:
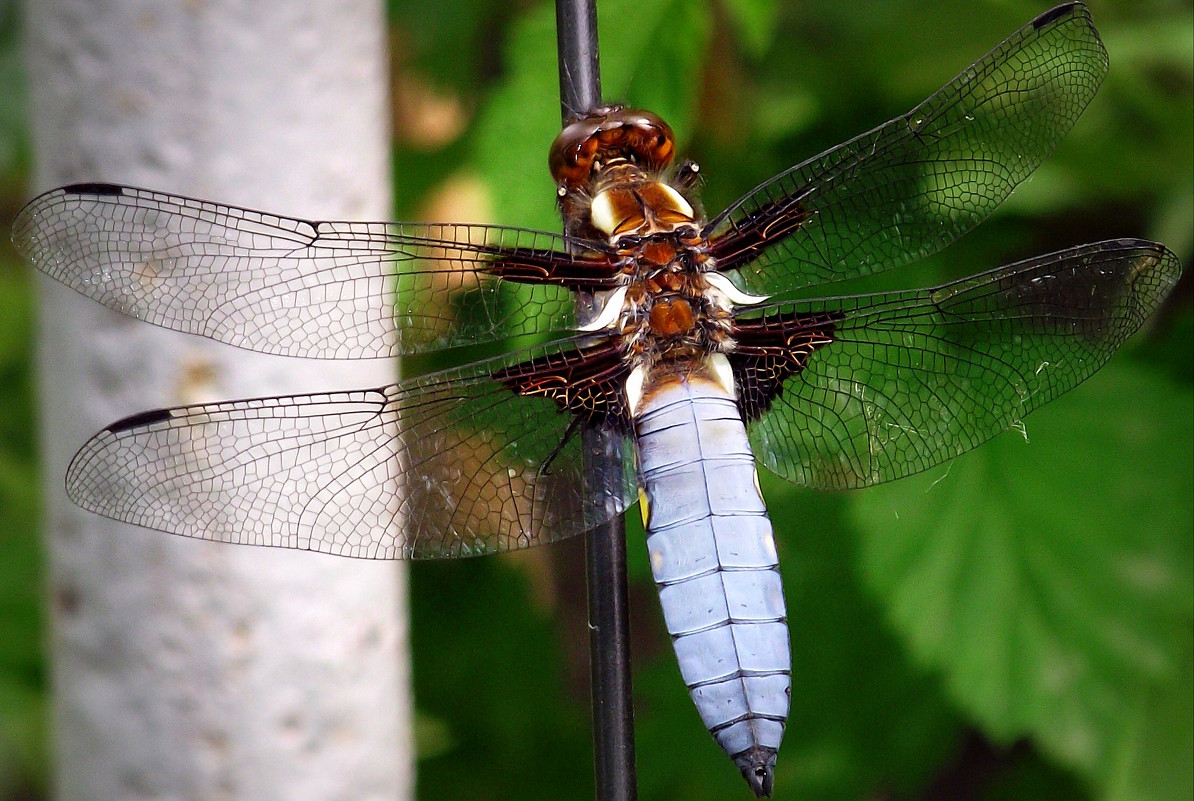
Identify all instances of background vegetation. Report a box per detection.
[1,1,1190,799]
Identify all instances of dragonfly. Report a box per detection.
[12,3,1182,796]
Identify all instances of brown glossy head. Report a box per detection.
[549,106,675,190]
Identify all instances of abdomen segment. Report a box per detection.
[633,358,789,796]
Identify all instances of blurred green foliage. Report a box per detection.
[2,1,1191,800]
[0,267,44,801]
[397,1,1193,799]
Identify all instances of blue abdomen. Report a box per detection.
[632,359,790,789]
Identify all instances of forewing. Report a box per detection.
[13,183,619,358]
[707,3,1107,296]
[64,341,637,558]
[741,240,1181,489]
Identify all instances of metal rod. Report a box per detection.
[555,0,602,119]
[553,2,637,800]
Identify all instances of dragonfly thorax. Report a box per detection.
[590,180,697,241]
[586,231,737,371]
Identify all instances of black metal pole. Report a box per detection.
[555,0,602,118]
[553,2,637,800]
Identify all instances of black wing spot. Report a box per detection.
[107,408,173,433]
[62,182,126,198]
[1033,3,1079,30]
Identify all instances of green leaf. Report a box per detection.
[471,0,715,235]
[388,0,504,93]
[1104,625,1194,801]
[853,359,1194,796]
[598,0,711,142]
[0,5,28,183]
[471,3,562,232]
[0,681,47,799]
[981,747,1090,801]
[721,0,778,59]
[0,263,45,798]
[411,552,593,801]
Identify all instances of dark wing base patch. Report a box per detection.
[706,198,811,275]
[732,311,841,421]
[486,248,623,290]
[495,340,632,429]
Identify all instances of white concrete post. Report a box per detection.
[25,2,411,799]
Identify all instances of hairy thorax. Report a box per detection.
[551,105,771,397]
[613,232,735,364]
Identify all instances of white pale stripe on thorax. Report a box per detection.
[633,370,790,761]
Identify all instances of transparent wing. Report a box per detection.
[742,240,1181,489]
[707,3,1107,297]
[13,183,620,359]
[64,339,637,559]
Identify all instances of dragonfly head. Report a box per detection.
[549,105,675,190]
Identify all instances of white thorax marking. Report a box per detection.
[577,285,629,332]
[705,272,770,306]
[590,181,695,240]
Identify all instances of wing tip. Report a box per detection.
[1106,239,1183,289]
[1033,3,1083,30]
[13,183,129,253]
